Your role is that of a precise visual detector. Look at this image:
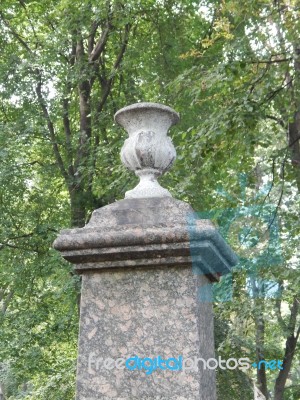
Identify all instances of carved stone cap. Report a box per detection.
[53,197,238,282]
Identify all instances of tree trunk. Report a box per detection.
[250,276,269,399]
[69,185,86,228]
[288,44,300,190]
[273,298,299,400]
[273,335,298,400]
[255,314,269,399]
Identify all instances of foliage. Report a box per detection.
[0,0,299,399]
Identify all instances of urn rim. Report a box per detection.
[114,102,180,126]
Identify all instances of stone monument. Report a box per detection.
[53,102,237,400]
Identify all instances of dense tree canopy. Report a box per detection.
[0,0,299,399]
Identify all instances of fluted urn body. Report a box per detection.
[115,102,179,198]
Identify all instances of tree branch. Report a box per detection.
[249,57,292,64]
[261,77,294,105]
[89,22,111,62]
[0,11,33,54]
[35,70,69,182]
[274,295,300,399]
[96,23,131,116]
[62,95,75,177]
[266,114,285,127]
[275,284,287,331]
[0,242,39,253]
[1,290,14,315]
[288,297,299,335]
[88,20,99,57]
[74,35,92,172]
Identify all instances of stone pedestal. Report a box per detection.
[78,267,213,400]
[54,102,237,399]
[54,197,237,400]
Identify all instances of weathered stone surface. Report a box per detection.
[53,197,237,281]
[76,266,216,400]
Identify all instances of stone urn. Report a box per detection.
[114,102,180,198]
